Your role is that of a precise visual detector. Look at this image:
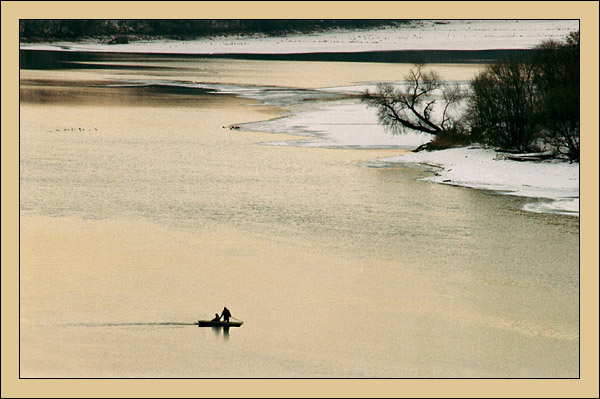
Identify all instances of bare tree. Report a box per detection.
[362,64,464,136]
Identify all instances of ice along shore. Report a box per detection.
[377,147,579,216]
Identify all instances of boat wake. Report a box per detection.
[65,322,197,328]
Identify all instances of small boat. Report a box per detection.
[198,320,243,328]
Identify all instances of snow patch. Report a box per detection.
[379,147,579,216]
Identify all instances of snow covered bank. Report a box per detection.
[163,80,578,217]
[20,20,578,55]
[241,99,433,149]
[379,148,579,216]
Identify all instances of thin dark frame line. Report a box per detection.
[18,18,581,381]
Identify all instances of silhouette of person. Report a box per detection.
[211,313,220,322]
[220,307,231,323]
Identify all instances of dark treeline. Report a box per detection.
[19,19,409,42]
[364,31,580,162]
[468,31,580,161]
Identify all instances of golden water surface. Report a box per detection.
[19,59,579,377]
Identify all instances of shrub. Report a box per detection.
[425,127,472,151]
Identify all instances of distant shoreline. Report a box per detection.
[158,49,534,64]
[20,48,534,70]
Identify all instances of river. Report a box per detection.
[19,54,579,377]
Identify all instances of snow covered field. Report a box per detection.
[241,99,434,149]
[21,20,579,54]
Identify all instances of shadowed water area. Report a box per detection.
[19,52,579,378]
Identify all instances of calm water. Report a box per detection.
[19,56,579,378]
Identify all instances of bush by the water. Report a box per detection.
[425,128,472,151]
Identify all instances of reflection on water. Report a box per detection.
[210,326,231,341]
[19,57,579,378]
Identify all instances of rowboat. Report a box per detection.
[198,320,243,328]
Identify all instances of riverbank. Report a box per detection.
[20,20,578,54]
[378,147,579,216]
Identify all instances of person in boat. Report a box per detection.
[211,313,220,322]
[220,307,232,323]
